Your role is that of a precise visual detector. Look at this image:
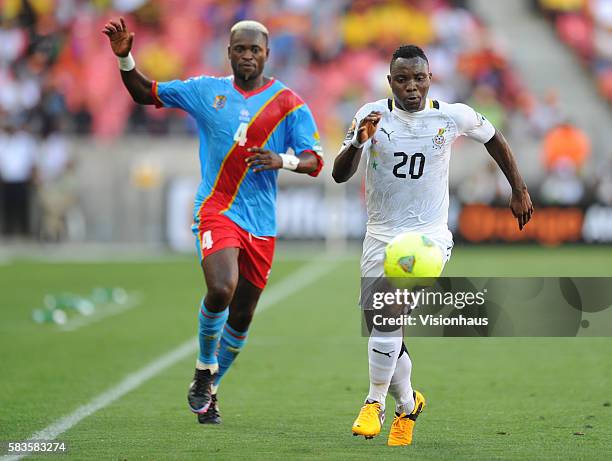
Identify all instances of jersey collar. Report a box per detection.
[391,98,432,121]
[232,77,276,98]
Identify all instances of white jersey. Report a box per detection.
[344,98,495,250]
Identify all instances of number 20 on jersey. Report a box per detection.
[393,152,425,179]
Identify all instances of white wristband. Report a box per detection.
[279,153,299,171]
[351,136,365,148]
[118,52,136,71]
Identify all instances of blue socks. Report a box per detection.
[198,302,229,366]
[197,301,248,390]
[215,324,248,385]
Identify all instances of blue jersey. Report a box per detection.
[153,76,322,236]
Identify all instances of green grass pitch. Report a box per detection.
[1,245,612,460]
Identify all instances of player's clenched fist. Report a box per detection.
[102,17,134,57]
[246,147,283,173]
[357,111,382,144]
[510,188,534,230]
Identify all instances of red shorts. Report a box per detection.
[195,213,275,289]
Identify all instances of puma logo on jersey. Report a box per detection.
[380,127,394,141]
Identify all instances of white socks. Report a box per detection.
[366,330,403,407]
[367,330,415,415]
[388,350,415,415]
[196,360,218,373]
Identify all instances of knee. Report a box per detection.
[205,279,236,308]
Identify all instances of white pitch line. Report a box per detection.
[1,257,337,461]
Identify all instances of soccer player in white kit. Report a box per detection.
[332,45,533,446]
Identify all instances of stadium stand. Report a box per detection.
[536,0,612,103]
[2,0,611,244]
[0,0,526,140]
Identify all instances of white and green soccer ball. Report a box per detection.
[383,232,444,280]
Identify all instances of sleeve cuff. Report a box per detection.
[298,149,324,177]
[151,81,163,108]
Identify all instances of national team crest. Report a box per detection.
[433,127,446,148]
[212,95,226,110]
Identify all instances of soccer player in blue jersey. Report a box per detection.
[103,18,323,424]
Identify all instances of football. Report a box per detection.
[383,232,444,279]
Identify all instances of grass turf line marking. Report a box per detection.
[57,292,143,333]
[1,257,337,461]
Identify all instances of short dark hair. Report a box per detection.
[390,45,429,69]
[230,21,269,46]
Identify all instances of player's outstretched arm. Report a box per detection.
[102,17,154,105]
[332,111,381,183]
[245,148,320,175]
[485,130,534,230]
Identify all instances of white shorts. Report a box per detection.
[360,232,452,278]
[359,233,452,308]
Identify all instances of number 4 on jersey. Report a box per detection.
[233,122,249,146]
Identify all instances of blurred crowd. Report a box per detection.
[0,0,532,139]
[530,0,612,207]
[536,0,612,103]
[0,0,610,241]
[0,120,77,240]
